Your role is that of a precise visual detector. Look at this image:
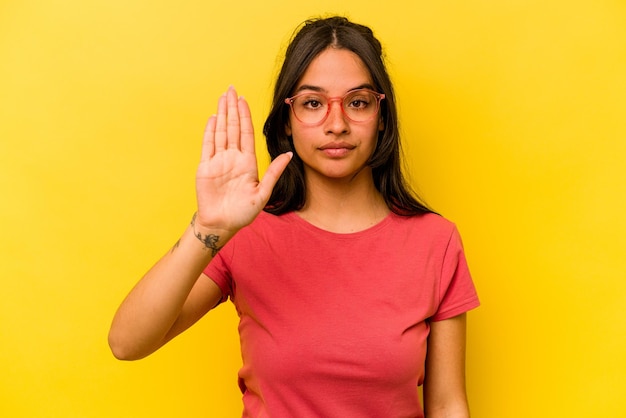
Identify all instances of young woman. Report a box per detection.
[109,16,479,418]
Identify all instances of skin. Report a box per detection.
[107,88,292,359]
[287,48,389,233]
[108,48,471,417]
[286,48,384,182]
[425,314,471,418]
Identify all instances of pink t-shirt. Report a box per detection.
[204,211,479,418]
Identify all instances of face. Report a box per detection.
[285,47,384,182]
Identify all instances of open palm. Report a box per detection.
[195,87,291,234]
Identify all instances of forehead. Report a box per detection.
[295,48,374,93]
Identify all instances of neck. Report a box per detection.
[297,168,389,233]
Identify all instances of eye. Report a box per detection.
[303,99,323,109]
[345,92,373,110]
[294,94,326,111]
[348,98,369,109]
[347,97,371,110]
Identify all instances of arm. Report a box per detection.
[423,313,471,418]
[107,219,226,361]
[108,87,292,360]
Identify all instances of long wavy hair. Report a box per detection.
[263,16,433,216]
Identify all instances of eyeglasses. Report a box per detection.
[284,88,385,125]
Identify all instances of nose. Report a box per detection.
[324,98,349,133]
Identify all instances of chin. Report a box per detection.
[318,164,371,181]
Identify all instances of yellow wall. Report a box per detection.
[2,1,624,417]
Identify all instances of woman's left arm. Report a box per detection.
[423,313,471,418]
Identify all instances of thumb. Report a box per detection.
[257,152,293,200]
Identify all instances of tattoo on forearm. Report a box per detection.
[191,212,223,257]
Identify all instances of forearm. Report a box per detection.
[108,219,232,360]
[423,314,470,418]
[424,403,470,418]
[424,380,470,418]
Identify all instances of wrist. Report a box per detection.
[190,212,234,256]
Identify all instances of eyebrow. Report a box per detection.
[293,83,377,94]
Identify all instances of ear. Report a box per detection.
[378,116,384,132]
[285,120,292,136]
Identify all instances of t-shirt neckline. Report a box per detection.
[284,210,395,239]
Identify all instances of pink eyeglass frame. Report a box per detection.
[284,88,385,125]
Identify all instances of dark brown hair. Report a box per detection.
[263,16,433,216]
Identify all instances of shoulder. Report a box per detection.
[384,212,466,256]
[389,211,457,237]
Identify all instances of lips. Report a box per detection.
[319,142,356,151]
[318,142,356,158]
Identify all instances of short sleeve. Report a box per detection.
[431,226,480,321]
[203,240,236,305]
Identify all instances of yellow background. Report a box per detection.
[2,0,625,417]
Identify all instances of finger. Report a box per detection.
[238,96,255,154]
[214,93,228,151]
[257,152,293,201]
[226,86,240,150]
[201,115,217,161]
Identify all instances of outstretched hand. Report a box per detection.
[195,86,292,234]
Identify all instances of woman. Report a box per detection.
[109,16,479,418]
